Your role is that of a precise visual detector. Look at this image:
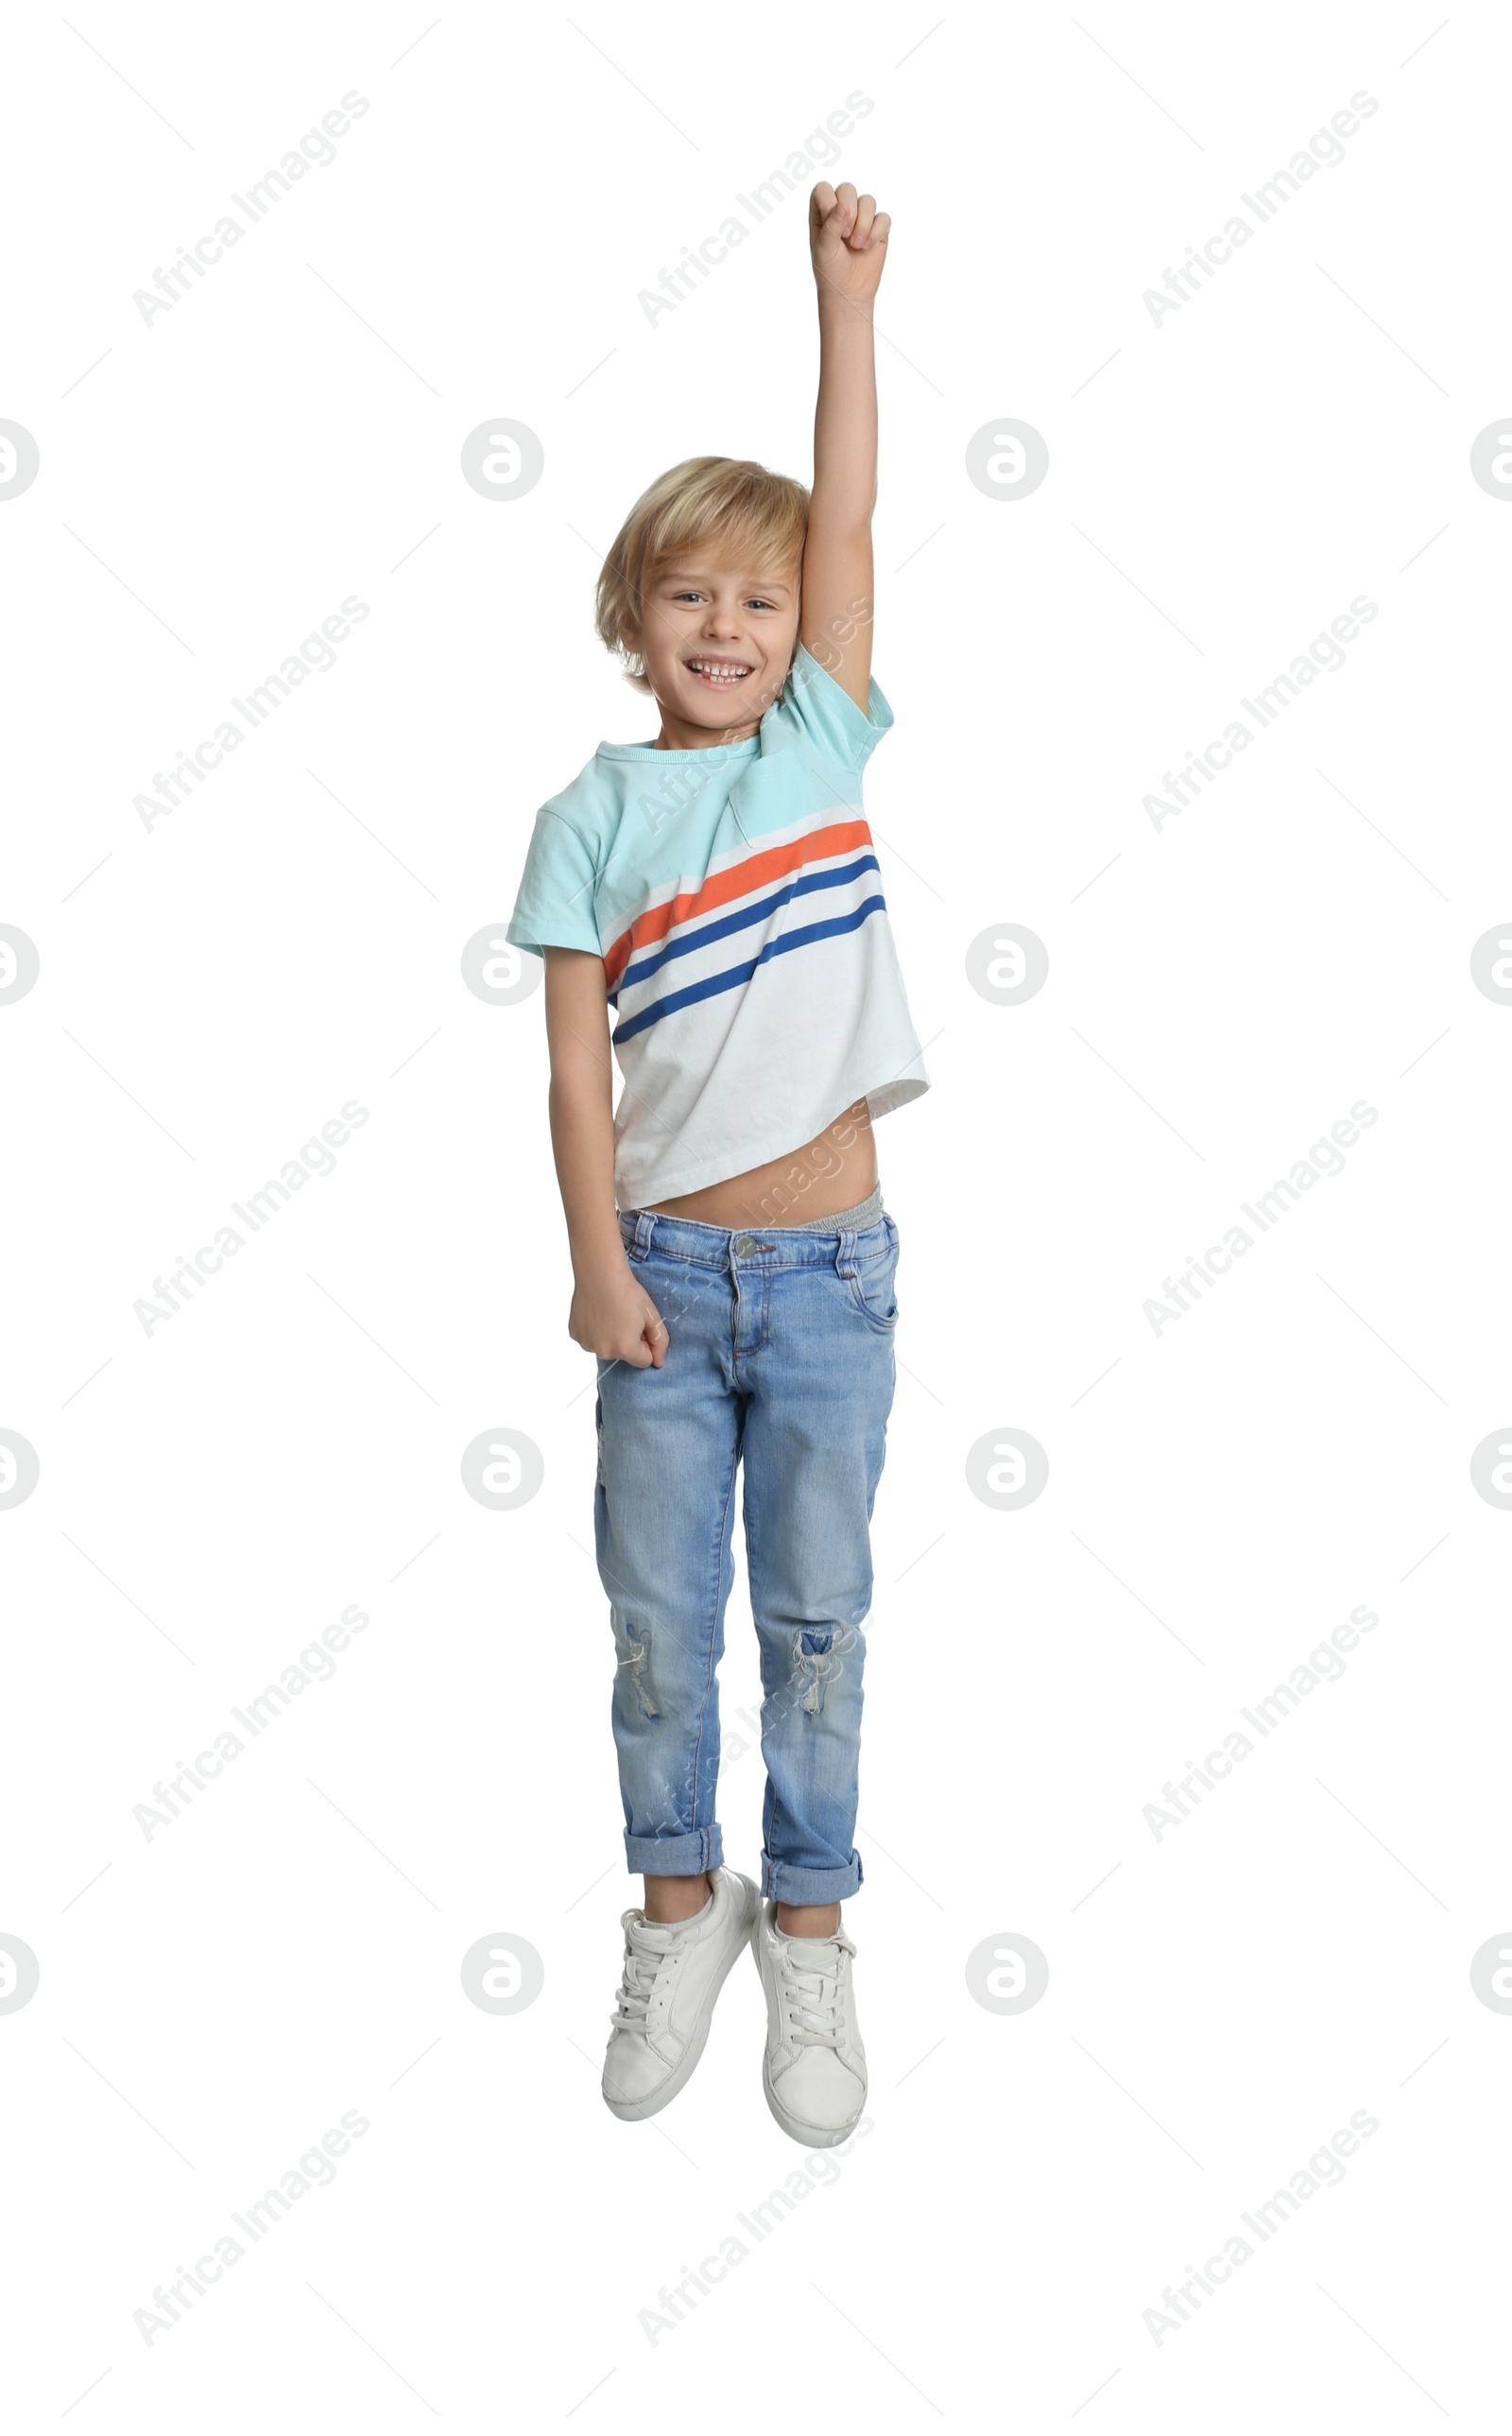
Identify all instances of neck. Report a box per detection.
[654,713,761,752]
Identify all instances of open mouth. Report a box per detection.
[684,657,753,689]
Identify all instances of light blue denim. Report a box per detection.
[593,1203,901,1904]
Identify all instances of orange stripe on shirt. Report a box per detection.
[602,819,871,990]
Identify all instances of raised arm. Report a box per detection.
[801,180,891,712]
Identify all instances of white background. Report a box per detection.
[5,0,1509,2424]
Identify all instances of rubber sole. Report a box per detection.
[602,1877,759,2122]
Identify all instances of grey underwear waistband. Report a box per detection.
[786,1183,885,1232]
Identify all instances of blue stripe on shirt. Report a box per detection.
[619,852,881,993]
[612,895,888,1043]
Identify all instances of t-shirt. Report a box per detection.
[506,645,930,1207]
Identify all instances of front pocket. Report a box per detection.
[848,1225,900,1332]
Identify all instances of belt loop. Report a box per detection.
[834,1226,858,1280]
[629,1209,656,1261]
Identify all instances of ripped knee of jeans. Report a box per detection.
[793,1628,834,1716]
[613,1615,661,1718]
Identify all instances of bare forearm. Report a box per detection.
[548,1076,623,1279]
[813,291,877,534]
[541,952,665,1366]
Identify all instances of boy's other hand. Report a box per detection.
[809,181,890,302]
[569,1260,668,1369]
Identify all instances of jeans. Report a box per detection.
[593,1203,901,1905]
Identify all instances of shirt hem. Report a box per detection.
[504,925,602,959]
[614,1061,929,1209]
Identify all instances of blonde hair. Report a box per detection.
[594,456,809,693]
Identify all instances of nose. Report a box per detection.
[702,602,743,638]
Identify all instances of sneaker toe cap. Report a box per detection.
[773,2049,866,2134]
[603,2032,674,2107]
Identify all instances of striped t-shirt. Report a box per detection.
[507,646,929,1208]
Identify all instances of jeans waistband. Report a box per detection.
[617,1189,892,1270]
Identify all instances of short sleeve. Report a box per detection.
[506,808,602,959]
[770,642,895,774]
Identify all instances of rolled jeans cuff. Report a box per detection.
[761,1852,863,1904]
[625,1823,724,1876]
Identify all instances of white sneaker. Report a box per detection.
[750,1898,868,2148]
[602,1868,759,2121]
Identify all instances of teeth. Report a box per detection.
[689,660,750,682]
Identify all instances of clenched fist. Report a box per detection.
[569,1259,668,1369]
[809,181,891,303]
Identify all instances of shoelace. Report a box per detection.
[609,1915,679,2034]
[772,1932,854,2047]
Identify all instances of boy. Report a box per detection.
[507,182,928,2147]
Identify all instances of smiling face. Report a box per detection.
[625,553,802,750]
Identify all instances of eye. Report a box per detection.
[747,596,778,613]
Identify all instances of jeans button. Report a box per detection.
[732,1234,756,1256]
